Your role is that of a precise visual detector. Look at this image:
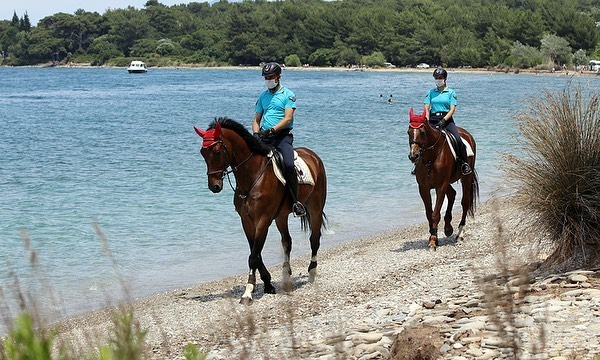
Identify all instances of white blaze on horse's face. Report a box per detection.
[201,144,225,193]
[407,127,426,163]
[194,124,225,193]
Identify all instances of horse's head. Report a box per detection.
[194,122,228,193]
[407,107,428,163]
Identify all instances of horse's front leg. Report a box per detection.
[275,215,293,292]
[418,184,436,248]
[430,184,449,251]
[444,185,456,237]
[240,217,275,305]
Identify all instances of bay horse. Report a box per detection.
[407,108,479,251]
[194,117,327,304]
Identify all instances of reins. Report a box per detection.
[206,139,270,199]
[413,125,447,172]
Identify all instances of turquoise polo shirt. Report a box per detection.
[424,87,457,113]
[255,86,296,130]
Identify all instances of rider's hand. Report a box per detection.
[254,129,273,140]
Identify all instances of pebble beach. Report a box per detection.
[54,196,600,359]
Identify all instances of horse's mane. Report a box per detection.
[208,117,270,156]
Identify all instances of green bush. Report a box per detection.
[506,85,600,273]
[284,54,301,67]
[361,51,386,68]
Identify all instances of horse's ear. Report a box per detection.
[193,126,206,138]
[214,123,222,139]
[409,107,415,118]
[421,108,427,118]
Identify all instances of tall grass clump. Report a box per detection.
[505,84,600,273]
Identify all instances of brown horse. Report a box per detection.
[407,108,479,251]
[194,117,327,304]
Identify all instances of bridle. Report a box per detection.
[202,135,270,199]
[409,123,446,168]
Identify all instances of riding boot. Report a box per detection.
[459,143,472,175]
[286,169,306,217]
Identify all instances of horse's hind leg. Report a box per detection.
[307,205,323,283]
[275,215,293,292]
[444,185,456,237]
[457,175,473,238]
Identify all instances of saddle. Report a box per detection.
[269,150,315,186]
[440,129,474,159]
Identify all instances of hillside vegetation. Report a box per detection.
[1,0,600,68]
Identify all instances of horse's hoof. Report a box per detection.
[308,268,317,283]
[240,297,253,305]
[444,226,454,237]
[264,285,276,294]
[282,281,293,293]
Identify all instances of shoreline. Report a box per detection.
[51,195,600,358]
[3,63,598,77]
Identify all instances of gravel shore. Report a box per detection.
[56,197,600,359]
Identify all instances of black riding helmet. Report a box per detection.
[262,62,282,77]
[433,67,447,79]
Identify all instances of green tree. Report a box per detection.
[572,49,588,68]
[507,40,542,68]
[284,54,301,67]
[362,51,386,67]
[105,7,151,56]
[540,33,572,65]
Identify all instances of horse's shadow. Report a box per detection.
[179,273,311,303]
[393,234,459,253]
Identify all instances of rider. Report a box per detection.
[424,67,472,175]
[252,62,306,217]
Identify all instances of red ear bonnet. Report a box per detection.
[194,123,221,148]
[409,107,427,128]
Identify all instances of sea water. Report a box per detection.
[0,67,597,320]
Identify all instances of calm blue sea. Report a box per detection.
[0,67,597,320]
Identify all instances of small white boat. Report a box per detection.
[127,61,147,73]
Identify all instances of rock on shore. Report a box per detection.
[56,198,600,359]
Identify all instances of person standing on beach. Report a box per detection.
[424,68,472,175]
[252,62,306,217]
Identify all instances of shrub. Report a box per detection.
[505,85,600,273]
[284,54,301,67]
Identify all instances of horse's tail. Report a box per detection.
[468,169,479,217]
[300,210,328,233]
[300,211,311,232]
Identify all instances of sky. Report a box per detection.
[2,1,187,24]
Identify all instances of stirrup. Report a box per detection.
[461,162,472,175]
[292,202,306,217]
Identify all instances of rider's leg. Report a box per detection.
[444,121,472,175]
[275,134,306,216]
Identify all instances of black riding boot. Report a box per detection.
[286,169,306,217]
[459,144,472,175]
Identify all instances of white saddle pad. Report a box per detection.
[270,150,315,186]
[442,133,474,159]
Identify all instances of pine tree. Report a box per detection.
[20,12,31,32]
[11,11,19,27]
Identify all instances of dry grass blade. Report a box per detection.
[504,83,600,274]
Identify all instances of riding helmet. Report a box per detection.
[262,62,282,77]
[433,67,447,79]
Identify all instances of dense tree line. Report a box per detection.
[0,0,599,68]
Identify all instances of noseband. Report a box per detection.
[204,140,253,179]
[409,125,446,164]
